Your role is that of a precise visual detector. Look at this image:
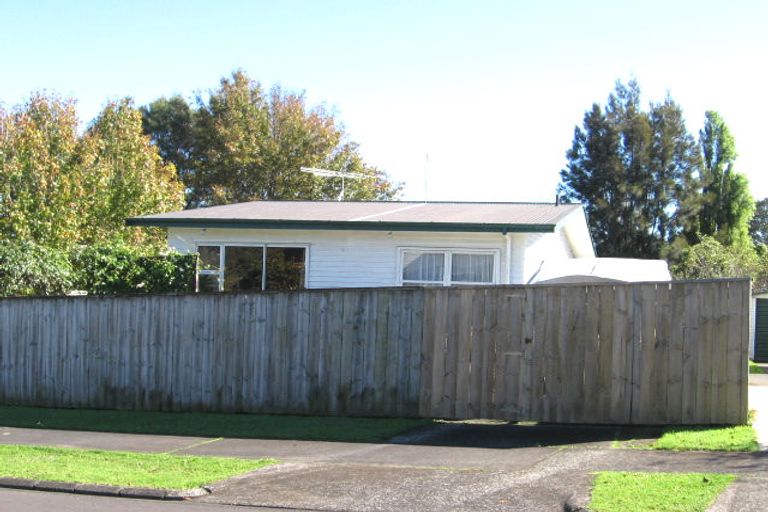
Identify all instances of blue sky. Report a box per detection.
[2,0,766,202]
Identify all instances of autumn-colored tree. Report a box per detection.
[142,70,400,207]
[0,93,81,248]
[0,93,184,250]
[76,99,184,247]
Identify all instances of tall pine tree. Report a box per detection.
[648,96,703,258]
[559,80,701,258]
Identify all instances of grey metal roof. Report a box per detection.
[126,201,584,233]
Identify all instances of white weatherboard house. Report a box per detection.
[127,201,596,291]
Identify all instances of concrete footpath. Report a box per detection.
[2,420,768,512]
[749,366,768,449]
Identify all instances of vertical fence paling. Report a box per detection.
[0,279,750,424]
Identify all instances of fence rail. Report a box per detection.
[0,279,750,424]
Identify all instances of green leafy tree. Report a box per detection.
[696,111,754,248]
[138,95,195,188]
[559,80,700,258]
[749,198,768,247]
[141,70,400,207]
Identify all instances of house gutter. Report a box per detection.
[125,217,557,234]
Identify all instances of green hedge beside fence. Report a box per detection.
[0,240,74,296]
[71,245,196,295]
[0,241,195,297]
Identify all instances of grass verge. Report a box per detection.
[652,424,758,452]
[0,444,274,490]
[749,360,764,374]
[589,471,734,512]
[0,406,432,443]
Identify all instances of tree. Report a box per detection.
[558,80,701,258]
[750,198,768,247]
[141,70,400,207]
[76,99,184,247]
[648,96,703,259]
[138,95,195,187]
[696,111,754,249]
[672,235,768,290]
[0,93,82,248]
[0,93,184,250]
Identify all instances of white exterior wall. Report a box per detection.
[509,231,574,284]
[167,226,578,289]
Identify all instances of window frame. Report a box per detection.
[194,242,310,292]
[400,249,446,286]
[396,247,500,287]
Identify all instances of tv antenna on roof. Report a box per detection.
[300,167,369,201]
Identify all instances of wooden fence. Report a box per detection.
[0,279,750,425]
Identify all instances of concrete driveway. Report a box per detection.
[189,423,766,512]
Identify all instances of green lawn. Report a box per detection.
[652,424,758,452]
[589,471,734,512]
[0,445,274,490]
[749,360,764,374]
[0,406,432,443]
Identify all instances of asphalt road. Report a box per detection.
[0,488,296,512]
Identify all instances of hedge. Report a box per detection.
[70,245,196,295]
[0,241,196,297]
[0,240,74,297]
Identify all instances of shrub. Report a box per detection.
[134,252,197,294]
[70,244,195,295]
[671,235,768,290]
[0,240,73,297]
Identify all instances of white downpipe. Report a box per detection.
[505,233,513,284]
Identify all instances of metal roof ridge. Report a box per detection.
[349,202,426,221]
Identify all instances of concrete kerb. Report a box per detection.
[0,477,209,500]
